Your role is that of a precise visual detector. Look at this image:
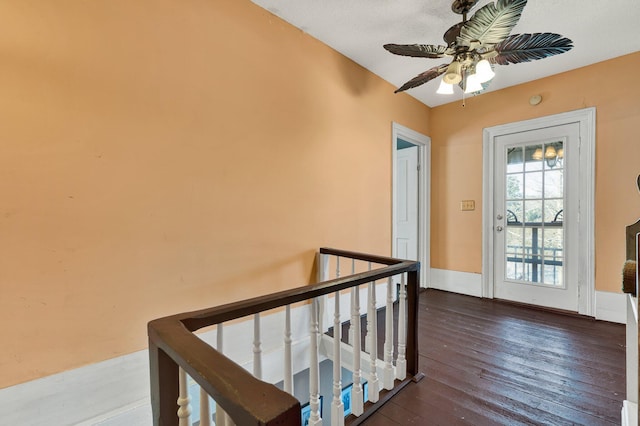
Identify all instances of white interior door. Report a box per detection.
[392,122,431,289]
[493,123,580,311]
[395,145,419,261]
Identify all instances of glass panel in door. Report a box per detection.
[504,141,564,287]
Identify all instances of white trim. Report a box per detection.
[392,122,431,288]
[482,108,596,316]
[626,294,638,403]
[429,268,483,298]
[482,123,496,300]
[622,400,638,426]
[429,268,623,324]
[0,350,151,426]
[593,290,627,324]
[79,398,151,425]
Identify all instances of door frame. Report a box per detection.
[481,108,596,316]
[392,122,431,288]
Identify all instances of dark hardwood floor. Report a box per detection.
[365,289,626,426]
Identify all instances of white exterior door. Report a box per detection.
[493,123,580,311]
[395,145,419,261]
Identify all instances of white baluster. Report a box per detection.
[325,255,340,338]
[383,277,395,390]
[317,252,329,282]
[348,259,355,345]
[177,367,192,426]
[317,252,330,334]
[253,313,262,379]
[351,283,364,416]
[396,273,407,380]
[199,388,211,426]
[215,324,229,426]
[367,276,379,403]
[365,262,373,354]
[284,304,293,394]
[308,298,323,426]
[332,290,344,425]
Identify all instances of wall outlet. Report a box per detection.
[460,200,475,211]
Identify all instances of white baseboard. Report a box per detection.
[595,290,627,324]
[0,350,151,426]
[622,400,638,426]
[429,269,626,324]
[429,268,483,297]
[79,398,151,426]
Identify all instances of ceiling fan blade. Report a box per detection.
[443,22,464,46]
[383,44,450,58]
[458,0,527,47]
[492,33,573,65]
[394,63,449,93]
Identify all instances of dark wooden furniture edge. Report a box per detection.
[627,220,640,260]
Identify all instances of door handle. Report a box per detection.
[497,214,503,220]
[496,226,503,232]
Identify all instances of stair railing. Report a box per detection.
[148,248,421,426]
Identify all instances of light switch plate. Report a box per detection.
[461,200,475,211]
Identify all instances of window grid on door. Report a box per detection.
[504,141,564,287]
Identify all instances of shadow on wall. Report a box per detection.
[200,248,319,305]
[335,54,377,96]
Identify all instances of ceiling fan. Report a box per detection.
[384,0,573,95]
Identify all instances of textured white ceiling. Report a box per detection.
[251,0,640,107]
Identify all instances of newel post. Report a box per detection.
[406,268,421,379]
[149,339,180,426]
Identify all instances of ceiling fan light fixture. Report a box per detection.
[443,61,462,85]
[464,73,483,93]
[475,59,495,83]
[437,79,454,94]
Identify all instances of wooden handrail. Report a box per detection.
[148,248,421,426]
[318,247,407,265]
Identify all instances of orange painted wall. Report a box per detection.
[430,52,640,294]
[0,0,431,387]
